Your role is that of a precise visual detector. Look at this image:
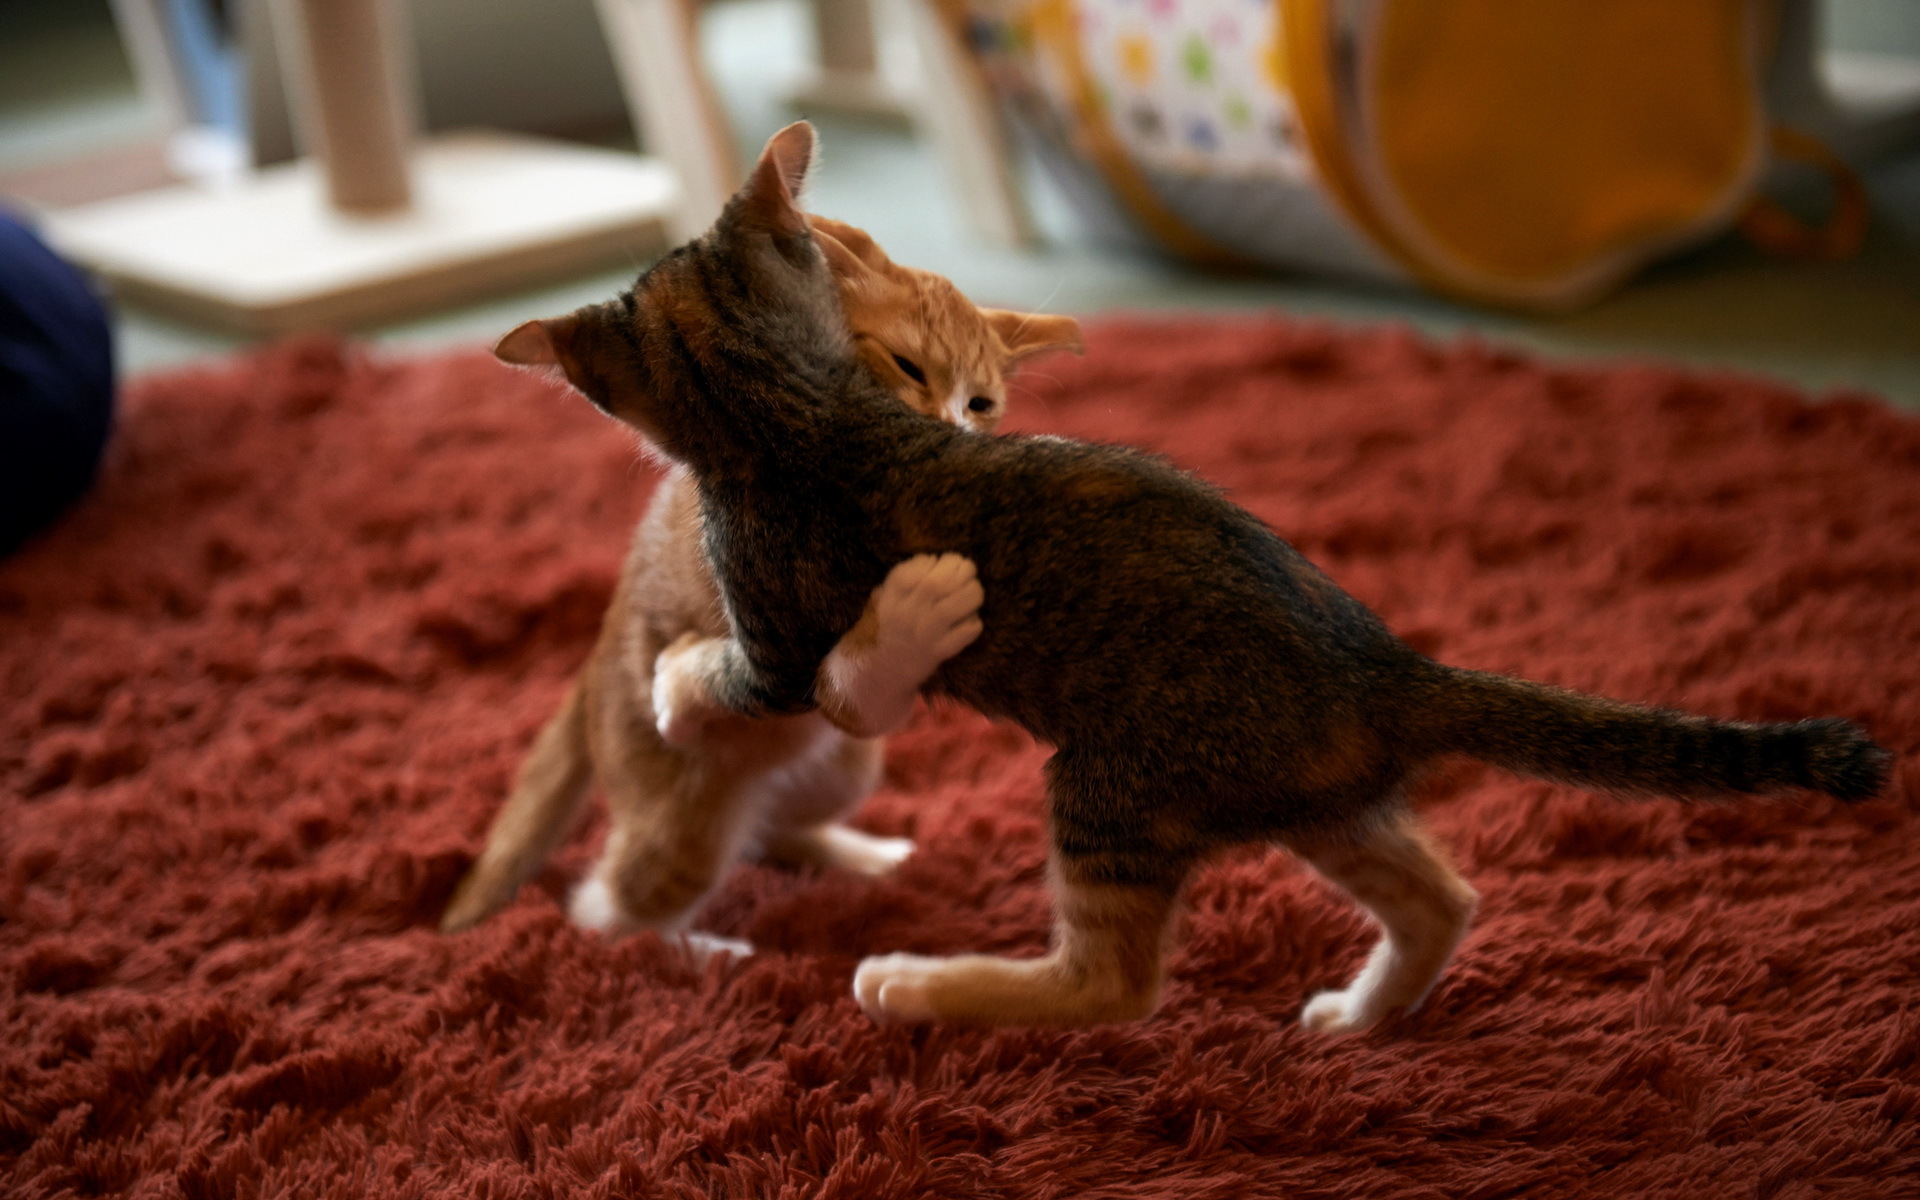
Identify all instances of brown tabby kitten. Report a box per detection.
[492,123,1891,1030]
[439,217,1081,949]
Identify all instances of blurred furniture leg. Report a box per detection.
[898,0,1035,247]
[273,0,416,211]
[592,0,741,240]
[788,0,915,123]
[104,0,196,134]
[40,0,680,333]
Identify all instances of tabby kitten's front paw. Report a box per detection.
[652,635,721,747]
[852,953,944,1024]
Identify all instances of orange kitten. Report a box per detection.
[441,217,1081,951]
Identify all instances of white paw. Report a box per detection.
[651,650,711,748]
[677,931,754,965]
[1300,988,1374,1035]
[851,835,915,876]
[870,553,984,681]
[823,827,915,877]
[853,953,943,1024]
[877,553,985,657]
[568,877,629,933]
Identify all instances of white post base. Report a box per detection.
[41,132,678,334]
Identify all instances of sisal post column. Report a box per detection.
[270,0,417,213]
[815,0,880,81]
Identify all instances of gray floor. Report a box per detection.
[5,0,1919,407]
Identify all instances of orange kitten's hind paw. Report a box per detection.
[1300,989,1374,1034]
[677,931,754,966]
[568,876,636,933]
[818,826,915,876]
[569,878,754,963]
[1300,987,1417,1035]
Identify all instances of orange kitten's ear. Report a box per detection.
[808,215,890,270]
[814,228,872,282]
[984,309,1085,363]
[742,122,816,235]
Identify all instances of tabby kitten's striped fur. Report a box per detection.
[439,216,1080,947]
[489,123,1890,1030]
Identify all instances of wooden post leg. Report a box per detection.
[105,0,196,133]
[269,0,417,213]
[593,0,742,242]
[787,0,915,123]
[815,0,880,78]
[898,0,1036,247]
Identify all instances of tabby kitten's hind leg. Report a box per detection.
[854,857,1181,1026]
[1289,811,1478,1034]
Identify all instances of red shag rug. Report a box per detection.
[4,320,1919,1199]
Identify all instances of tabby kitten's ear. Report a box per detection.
[493,310,618,414]
[495,316,593,391]
[495,318,566,369]
[741,121,817,236]
[984,309,1085,363]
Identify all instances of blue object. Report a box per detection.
[0,210,116,556]
[164,0,244,137]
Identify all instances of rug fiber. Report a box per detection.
[3,319,1918,1198]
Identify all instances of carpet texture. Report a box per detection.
[4,320,1918,1199]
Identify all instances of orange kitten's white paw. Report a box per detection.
[820,825,915,876]
[853,953,944,1024]
[873,553,985,669]
[825,553,983,737]
[677,931,754,965]
[568,876,632,933]
[651,638,720,748]
[570,881,752,962]
[845,834,914,876]
[1300,989,1379,1035]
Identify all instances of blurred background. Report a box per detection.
[1,0,1917,405]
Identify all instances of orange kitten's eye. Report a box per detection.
[891,354,926,385]
[968,397,995,414]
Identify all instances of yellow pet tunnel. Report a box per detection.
[1287,0,1768,308]
[966,0,1784,310]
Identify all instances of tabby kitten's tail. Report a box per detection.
[1420,666,1891,803]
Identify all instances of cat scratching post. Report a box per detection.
[41,0,679,334]
[281,0,415,214]
[786,0,916,123]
